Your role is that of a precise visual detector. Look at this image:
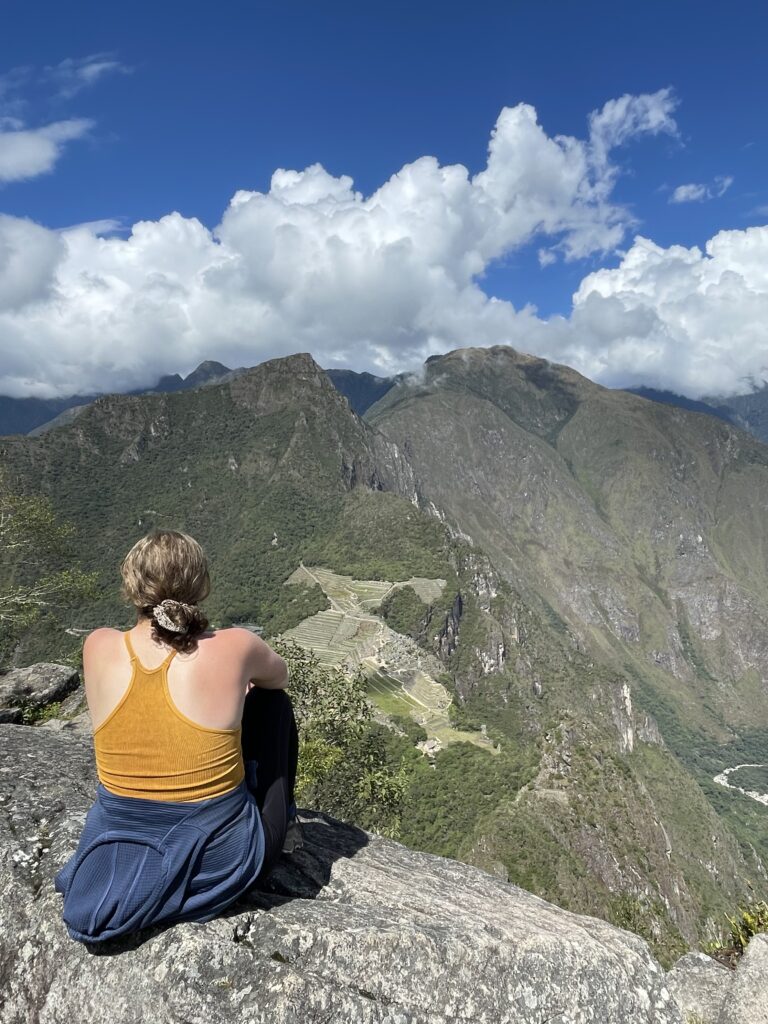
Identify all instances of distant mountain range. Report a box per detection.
[3,358,767,445]
[0,360,236,437]
[3,343,768,964]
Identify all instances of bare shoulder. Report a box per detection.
[194,626,261,665]
[83,627,122,657]
[205,626,261,651]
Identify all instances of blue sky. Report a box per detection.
[1,0,766,397]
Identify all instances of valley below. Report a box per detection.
[713,764,768,807]
[3,344,768,967]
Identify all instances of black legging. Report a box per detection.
[240,687,299,875]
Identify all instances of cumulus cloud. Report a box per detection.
[562,227,768,396]
[1,90,763,401]
[669,175,733,204]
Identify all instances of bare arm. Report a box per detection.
[243,632,289,690]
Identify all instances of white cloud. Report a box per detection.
[588,89,678,181]
[3,91,761,402]
[561,228,768,396]
[0,54,127,184]
[57,218,124,236]
[43,54,131,99]
[670,183,708,203]
[0,214,64,308]
[670,175,733,204]
[0,117,92,183]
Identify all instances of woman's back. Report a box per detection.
[85,625,256,733]
[84,626,287,802]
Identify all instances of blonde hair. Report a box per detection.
[120,529,210,652]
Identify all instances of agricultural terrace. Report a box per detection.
[280,564,497,754]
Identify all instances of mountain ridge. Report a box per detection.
[6,346,768,443]
[2,344,767,962]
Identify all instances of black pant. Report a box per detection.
[240,687,299,876]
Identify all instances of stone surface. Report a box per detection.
[0,663,80,717]
[719,933,768,1024]
[56,685,86,718]
[0,723,687,1024]
[37,709,91,735]
[666,951,732,1023]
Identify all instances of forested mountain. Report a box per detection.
[621,386,738,426]
[0,360,235,437]
[2,345,768,964]
[1,360,394,436]
[622,384,768,444]
[324,368,399,414]
[717,385,768,443]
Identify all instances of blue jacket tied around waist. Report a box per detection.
[54,766,265,944]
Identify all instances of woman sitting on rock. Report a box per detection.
[55,528,300,944]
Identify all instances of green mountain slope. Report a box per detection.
[1,353,426,638]
[367,345,768,733]
[366,345,768,954]
[2,346,765,964]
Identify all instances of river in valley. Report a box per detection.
[713,763,768,806]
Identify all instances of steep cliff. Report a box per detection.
[366,346,768,904]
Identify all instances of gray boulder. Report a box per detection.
[0,663,80,721]
[0,723,686,1024]
[666,951,732,1023]
[37,709,91,735]
[719,933,768,1024]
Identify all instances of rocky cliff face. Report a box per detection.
[0,722,692,1024]
[366,345,768,735]
[362,345,768,955]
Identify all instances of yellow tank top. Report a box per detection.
[93,632,245,802]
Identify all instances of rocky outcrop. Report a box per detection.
[721,934,768,1024]
[436,592,462,659]
[667,937,768,1023]
[0,664,80,723]
[0,723,689,1024]
[666,951,732,1023]
[610,681,666,755]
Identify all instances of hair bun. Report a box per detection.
[152,599,197,633]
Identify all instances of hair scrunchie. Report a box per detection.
[152,599,196,633]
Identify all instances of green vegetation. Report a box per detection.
[272,638,409,838]
[0,469,95,669]
[303,489,451,581]
[726,765,768,795]
[389,714,428,745]
[607,893,688,967]
[704,897,768,966]
[376,585,429,640]
[21,700,63,725]
[366,671,424,718]
[401,742,534,859]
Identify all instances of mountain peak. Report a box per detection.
[182,360,232,387]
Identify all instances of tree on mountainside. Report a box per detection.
[271,637,410,837]
[0,469,95,668]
